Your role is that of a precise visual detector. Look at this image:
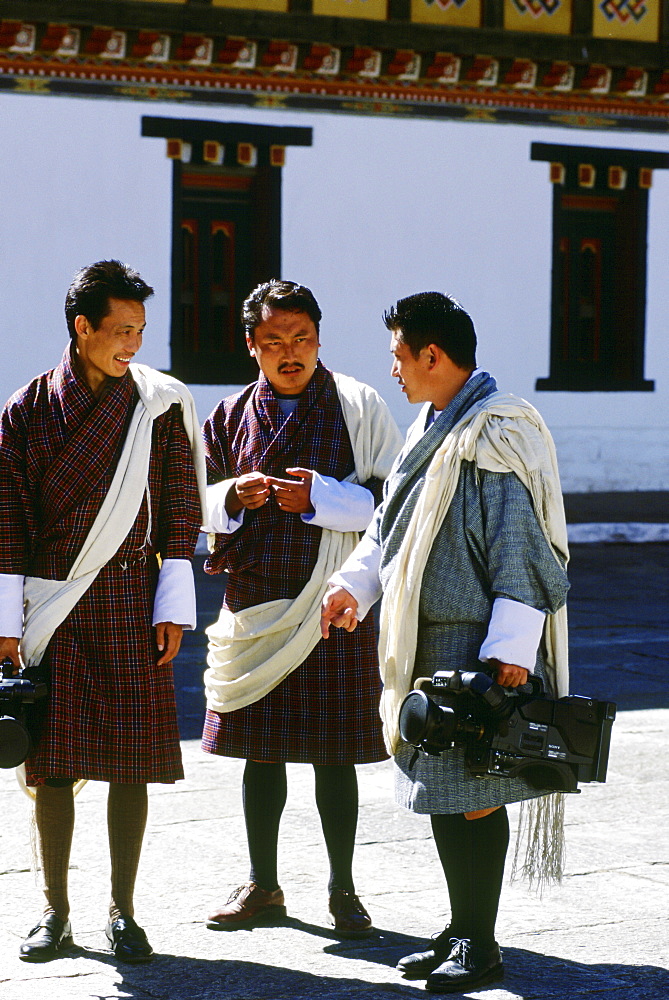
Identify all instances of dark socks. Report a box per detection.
[242,761,359,894]
[313,764,358,894]
[430,807,510,947]
[243,761,287,892]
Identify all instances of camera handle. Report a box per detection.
[485,670,546,716]
[497,671,545,698]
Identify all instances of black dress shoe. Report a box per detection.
[105,915,154,962]
[328,889,373,938]
[426,938,504,993]
[396,927,454,979]
[19,913,74,962]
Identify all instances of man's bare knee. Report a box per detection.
[464,807,500,821]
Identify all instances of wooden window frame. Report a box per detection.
[142,116,312,385]
[532,142,669,392]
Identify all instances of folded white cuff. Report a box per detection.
[302,472,375,532]
[152,558,196,630]
[479,597,545,672]
[0,573,24,638]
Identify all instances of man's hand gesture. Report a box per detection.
[226,472,271,515]
[266,468,314,514]
[321,586,359,638]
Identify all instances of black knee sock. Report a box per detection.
[430,807,509,947]
[313,764,358,894]
[242,760,287,892]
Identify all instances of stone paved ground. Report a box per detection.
[1,542,667,999]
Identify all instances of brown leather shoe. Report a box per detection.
[206,883,286,930]
[328,889,373,938]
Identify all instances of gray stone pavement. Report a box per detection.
[1,541,668,999]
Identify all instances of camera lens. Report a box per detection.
[399,690,458,749]
[0,715,32,768]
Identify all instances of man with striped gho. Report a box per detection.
[0,261,205,963]
[322,292,570,993]
[201,280,402,936]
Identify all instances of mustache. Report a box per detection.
[278,362,305,372]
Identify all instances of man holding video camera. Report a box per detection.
[321,292,569,994]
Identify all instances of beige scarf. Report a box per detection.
[378,391,570,889]
[204,372,403,714]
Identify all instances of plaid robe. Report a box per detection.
[0,344,201,784]
[201,362,387,765]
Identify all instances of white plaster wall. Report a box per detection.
[0,92,667,491]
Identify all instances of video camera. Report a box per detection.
[398,670,616,794]
[0,659,48,768]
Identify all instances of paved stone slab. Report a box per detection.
[2,705,668,1000]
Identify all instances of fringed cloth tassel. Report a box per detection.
[511,792,566,895]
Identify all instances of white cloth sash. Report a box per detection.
[21,365,207,668]
[203,372,403,714]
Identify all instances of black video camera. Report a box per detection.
[0,659,48,768]
[398,670,616,794]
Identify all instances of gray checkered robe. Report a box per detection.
[368,371,570,814]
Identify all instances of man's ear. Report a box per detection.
[246,334,255,357]
[74,314,89,339]
[426,344,439,369]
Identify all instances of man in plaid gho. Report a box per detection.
[201,279,402,936]
[322,292,569,993]
[0,261,202,963]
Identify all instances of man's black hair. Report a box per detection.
[383,291,477,370]
[65,260,154,339]
[242,279,322,340]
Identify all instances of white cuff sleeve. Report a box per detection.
[202,479,245,534]
[0,573,24,638]
[153,558,197,631]
[302,473,375,532]
[327,531,383,621]
[479,597,546,672]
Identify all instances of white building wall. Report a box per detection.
[0,92,667,492]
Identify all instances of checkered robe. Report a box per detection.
[369,371,570,813]
[0,344,201,785]
[201,361,387,765]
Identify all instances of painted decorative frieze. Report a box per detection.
[411,0,481,28]
[313,0,388,19]
[504,0,572,34]
[593,0,660,41]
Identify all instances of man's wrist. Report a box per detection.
[224,482,243,516]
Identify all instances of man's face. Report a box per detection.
[247,306,320,396]
[390,330,433,404]
[75,297,145,392]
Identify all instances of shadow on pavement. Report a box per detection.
[36,944,669,999]
[499,947,669,999]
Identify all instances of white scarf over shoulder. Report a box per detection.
[204,372,403,714]
[379,391,569,754]
[20,364,207,669]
